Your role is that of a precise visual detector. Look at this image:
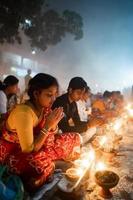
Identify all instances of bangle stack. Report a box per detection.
[40,127,49,136]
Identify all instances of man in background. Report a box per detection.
[24,69,32,91]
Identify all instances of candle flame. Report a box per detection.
[74,159,90,168]
[76,168,84,176]
[113,118,122,131]
[99,136,108,146]
[125,103,132,110]
[74,147,95,169]
[96,161,106,171]
[125,103,133,117]
[88,148,95,162]
[128,109,133,117]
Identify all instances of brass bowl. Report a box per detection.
[95,170,119,198]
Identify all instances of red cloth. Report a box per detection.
[0,108,80,189]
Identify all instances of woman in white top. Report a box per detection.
[0,76,19,115]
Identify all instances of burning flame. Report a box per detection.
[113,118,123,131]
[74,147,95,169]
[128,109,133,117]
[88,148,95,162]
[125,103,133,117]
[74,159,89,168]
[96,161,106,171]
[99,136,108,146]
[125,103,132,110]
[75,168,84,177]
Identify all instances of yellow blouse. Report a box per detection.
[6,104,40,152]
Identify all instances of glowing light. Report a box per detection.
[99,136,108,146]
[11,67,17,72]
[113,118,123,131]
[125,103,133,117]
[76,168,84,176]
[74,147,95,169]
[125,103,132,110]
[74,159,89,168]
[123,114,128,119]
[31,50,36,55]
[88,148,95,162]
[96,161,106,171]
[25,19,31,26]
[128,109,133,117]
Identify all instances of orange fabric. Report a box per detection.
[92,99,106,112]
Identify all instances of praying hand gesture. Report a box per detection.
[44,107,64,131]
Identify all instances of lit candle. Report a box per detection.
[113,118,123,131]
[88,148,95,162]
[74,159,89,168]
[125,103,132,110]
[75,168,84,176]
[74,147,95,169]
[128,109,133,117]
[99,136,108,147]
[125,103,133,117]
[95,161,106,171]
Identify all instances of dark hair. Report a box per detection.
[0,80,3,90]
[0,76,18,91]
[103,90,112,98]
[113,91,121,95]
[3,75,19,88]
[67,77,87,91]
[28,73,59,100]
[85,86,91,93]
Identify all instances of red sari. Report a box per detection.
[0,108,80,190]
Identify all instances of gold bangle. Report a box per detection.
[43,127,49,132]
[40,128,48,136]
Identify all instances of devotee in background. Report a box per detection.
[110,91,124,113]
[0,73,81,191]
[24,69,32,91]
[20,69,32,103]
[76,86,92,122]
[0,75,19,115]
[92,90,124,120]
[52,77,104,133]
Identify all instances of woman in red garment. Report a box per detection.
[0,73,80,190]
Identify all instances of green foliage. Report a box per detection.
[0,0,83,51]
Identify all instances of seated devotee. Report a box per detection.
[91,93,106,116]
[93,91,118,119]
[0,75,19,115]
[111,91,124,113]
[103,91,112,105]
[52,77,103,133]
[76,86,92,121]
[0,73,80,191]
